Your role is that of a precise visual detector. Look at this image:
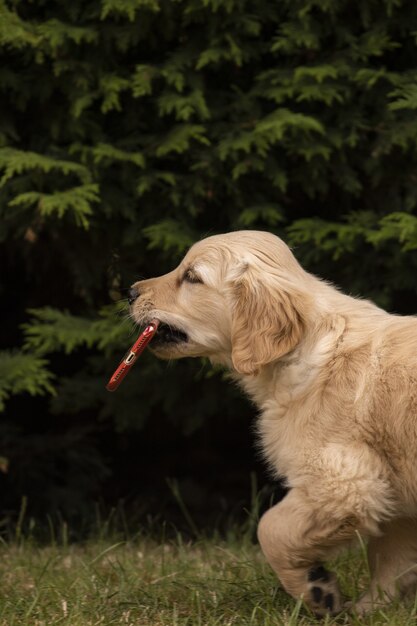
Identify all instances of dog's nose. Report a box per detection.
[128,286,139,305]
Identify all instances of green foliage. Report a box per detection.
[101,0,160,21]
[9,184,100,228]
[0,149,91,186]
[3,0,417,517]
[23,304,132,355]
[0,352,55,411]
[144,219,197,255]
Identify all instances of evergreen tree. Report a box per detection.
[2,0,417,520]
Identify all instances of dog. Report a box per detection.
[129,230,417,615]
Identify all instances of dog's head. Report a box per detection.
[130,231,311,375]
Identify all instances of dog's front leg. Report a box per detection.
[352,516,417,615]
[257,487,359,616]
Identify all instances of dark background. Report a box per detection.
[2,0,417,537]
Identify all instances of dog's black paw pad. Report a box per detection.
[311,586,323,603]
[306,569,342,616]
[308,565,330,583]
[324,593,334,611]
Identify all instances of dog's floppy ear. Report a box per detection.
[231,271,305,375]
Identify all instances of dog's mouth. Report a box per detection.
[151,321,188,346]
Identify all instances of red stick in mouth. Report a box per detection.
[106,319,159,392]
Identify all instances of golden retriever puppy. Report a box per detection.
[129,230,417,616]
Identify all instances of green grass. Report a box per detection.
[0,529,416,626]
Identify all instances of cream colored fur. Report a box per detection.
[131,230,417,615]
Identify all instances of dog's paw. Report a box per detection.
[306,565,343,616]
[347,592,388,616]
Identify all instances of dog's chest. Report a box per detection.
[257,409,309,482]
[242,360,320,482]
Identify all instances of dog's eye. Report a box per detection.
[183,269,203,284]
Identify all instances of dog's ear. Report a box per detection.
[231,272,305,375]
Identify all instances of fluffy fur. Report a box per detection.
[130,230,417,615]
